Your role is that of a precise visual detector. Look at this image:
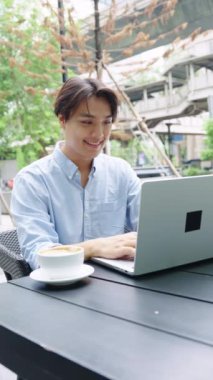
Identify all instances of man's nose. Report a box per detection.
[91,121,104,136]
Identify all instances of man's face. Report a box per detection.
[60,96,113,163]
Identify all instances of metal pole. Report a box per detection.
[94,0,110,154]
[166,122,173,160]
[94,0,102,79]
[58,0,68,83]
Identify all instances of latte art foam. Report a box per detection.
[39,246,82,256]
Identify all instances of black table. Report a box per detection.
[1,260,213,380]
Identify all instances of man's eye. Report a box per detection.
[104,120,112,125]
[81,120,92,125]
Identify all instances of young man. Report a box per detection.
[11,77,141,270]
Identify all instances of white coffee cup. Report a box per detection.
[37,245,84,279]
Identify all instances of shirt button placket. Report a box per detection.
[84,191,90,239]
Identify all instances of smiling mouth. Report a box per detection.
[84,140,104,148]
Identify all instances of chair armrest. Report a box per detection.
[0,243,31,280]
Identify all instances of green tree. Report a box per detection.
[201,119,213,161]
[110,139,139,166]
[0,0,71,166]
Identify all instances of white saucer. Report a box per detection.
[30,264,94,286]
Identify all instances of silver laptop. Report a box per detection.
[93,175,213,276]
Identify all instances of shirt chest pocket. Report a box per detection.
[89,201,125,236]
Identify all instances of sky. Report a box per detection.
[13,0,97,19]
[65,0,94,18]
[60,0,110,19]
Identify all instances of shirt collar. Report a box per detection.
[53,141,98,179]
[53,141,78,179]
[92,156,101,176]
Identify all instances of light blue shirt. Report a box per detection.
[11,143,141,270]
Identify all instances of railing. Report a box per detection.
[130,69,213,120]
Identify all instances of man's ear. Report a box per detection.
[59,114,65,128]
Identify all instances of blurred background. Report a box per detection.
[1,0,213,218]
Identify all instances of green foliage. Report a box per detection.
[110,138,142,166]
[110,136,168,168]
[182,167,208,177]
[0,0,72,166]
[201,119,213,161]
[16,147,25,169]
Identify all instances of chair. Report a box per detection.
[0,229,31,380]
[0,229,31,281]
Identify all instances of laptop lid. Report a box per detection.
[93,175,213,276]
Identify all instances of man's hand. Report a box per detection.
[79,232,137,261]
